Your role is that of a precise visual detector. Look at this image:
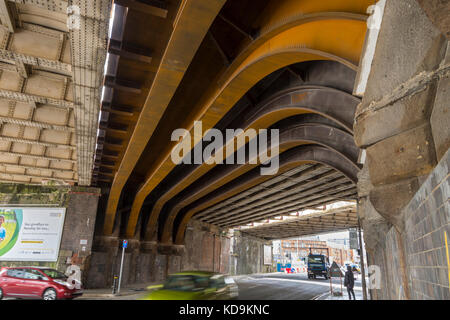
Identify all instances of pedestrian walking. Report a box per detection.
[344,265,356,300]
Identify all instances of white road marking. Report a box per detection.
[255,277,363,291]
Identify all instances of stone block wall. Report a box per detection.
[355,0,450,300]
[384,228,408,299]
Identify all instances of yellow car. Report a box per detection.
[141,271,239,300]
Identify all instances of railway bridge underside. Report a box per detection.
[88,0,371,289]
[5,0,446,300]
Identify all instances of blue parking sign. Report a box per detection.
[123,240,128,248]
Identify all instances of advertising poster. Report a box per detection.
[0,207,66,262]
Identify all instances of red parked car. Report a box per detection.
[0,267,83,300]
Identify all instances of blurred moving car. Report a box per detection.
[141,271,238,300]
[0,267,83,300]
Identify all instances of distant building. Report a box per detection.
[277,238,355,266]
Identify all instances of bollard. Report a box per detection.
[112,276,118,294]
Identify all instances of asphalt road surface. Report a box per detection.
[7,272,362,300]
[234,272,363,300]
[76,272,363,300]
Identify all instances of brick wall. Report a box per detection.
[230,231,273,275]
[86,219,232,288]
[403,148,450,299]
[376,149,450,299]
[0,185,100,283]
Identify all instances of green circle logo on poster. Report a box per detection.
[0,209,23,256]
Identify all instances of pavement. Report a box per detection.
[315,288,365,300]
[78,282,158,300]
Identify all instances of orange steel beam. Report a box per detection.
[159,124,358,243]
[211,0,373,91]
[174,146,357,244]
[124,17,367,238]
[128,85,358,238]
[103,0,226,235]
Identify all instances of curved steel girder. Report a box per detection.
[224,190,357,228]
[102,0,226,235]
[223,181,357,227]
[182,114,350,224]
[217,0,372,86]
[216,179,355,227]
[200,167,341,224]
[193,163,332,221]
[124,17,367,238]
[106,7,365,237]
[157,122,359,243]
[126,84,358,238]
[174,145,359,244]
[238,85,359,132]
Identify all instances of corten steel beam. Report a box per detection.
[221,183,356,227]
[204,172,346,224]
[249,214,357,229]
[127,83,359,237]
[214,186,355,227]
[225,195,358,231]
[189,164,330,223]
[103,0,226,235]
[209,179,355,226]
[108,41,153,64]
[245,224,357,240]
[174,145,359,244]
[124,17,367,238]
[123,62,357,234]
[114,0,168,18]
[215,0,372,86]
[239,206,357,240]
[236,86,359,133]
[158,121,359,243]
[200,168,342,223]
[173,159,355,243]
[223,184,357,226]
[189,170,342,225]
[246,222,357,237]
[194,164,331,220]
[191,85,358,218]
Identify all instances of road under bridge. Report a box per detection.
[0,0,448,300]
